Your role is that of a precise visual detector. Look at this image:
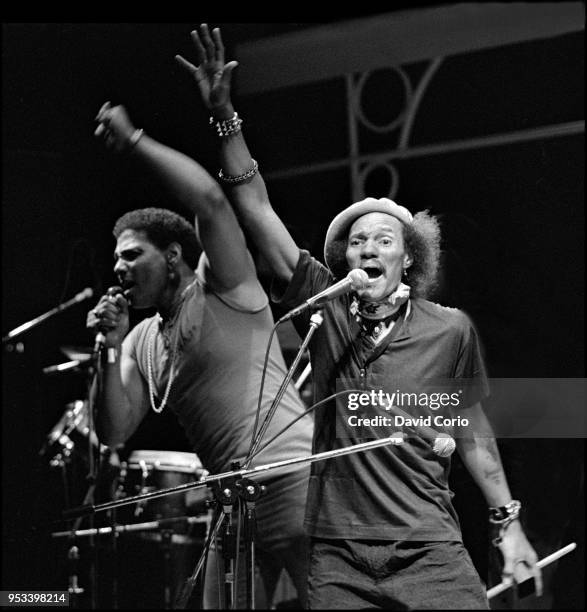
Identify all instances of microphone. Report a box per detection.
[69,287,94,305]
[93,286,124,353]
[392,405,456,457]
[281,269,369,321]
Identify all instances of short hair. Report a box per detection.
[113,207,202,269]
[327,209,441,298]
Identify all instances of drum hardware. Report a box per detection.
[40,400,105,461]
[61,424,401,608]
[119,450,209,530]
[52,514,211,539]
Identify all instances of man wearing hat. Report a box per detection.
[178,24,542,609]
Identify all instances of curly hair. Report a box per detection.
[402,210,441,298]
[113,207,202,269]
[326,209,441,298]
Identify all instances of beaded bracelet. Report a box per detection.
[209,112,243,137]
[218,159,259,185]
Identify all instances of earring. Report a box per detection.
[403,267,409,279]
[168,264,176,282]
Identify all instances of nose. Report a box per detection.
[360,239,378,258]
[113,258,126,275]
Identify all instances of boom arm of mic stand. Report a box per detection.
[61,436,403,519]
[2,288,93,344]
[244,309,324,470]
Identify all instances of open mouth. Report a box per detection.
[362,266,383,280]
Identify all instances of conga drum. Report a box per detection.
[115,450,210,609]
[120,450,209,533]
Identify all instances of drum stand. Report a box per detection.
[61,337,117,609]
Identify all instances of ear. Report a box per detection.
[165,242,183,265]
[403,253,413,269]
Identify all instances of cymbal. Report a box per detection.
[60,345,93,361]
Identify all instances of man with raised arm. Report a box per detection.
[177,23,543,609]
[88,101,312,608]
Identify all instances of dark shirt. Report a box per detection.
[274,250,489,540]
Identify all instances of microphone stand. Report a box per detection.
[68,331,109,608]
[236,478,263,609]
[59,436,404,608]
[214,480,239,609]
[243,309,324,471]
[84,338,103,609]
[233,308,322,608]
[2,288,93,345]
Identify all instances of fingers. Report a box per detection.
[502,558,542,597]
[190,28,207,65]
[112,293,129,314]
[533,568,543,597]
[517,548,542,597]
[95,101,112,141]
[198,23,216,63]
[211,27,224,64]
[501,563,515,587]
[175,54,197,75]
[96,101,111,121]
[90,294,126,329]
[222,60,238,80]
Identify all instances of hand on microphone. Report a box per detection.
[87,286,129,349]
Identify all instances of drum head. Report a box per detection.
[127,450,203,474]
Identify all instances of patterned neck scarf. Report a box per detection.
[350,282,411,345]
[350,282,411,321]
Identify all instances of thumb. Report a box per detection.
[222,61,238,82]
[501,555,515,586]
[113,293,129,313]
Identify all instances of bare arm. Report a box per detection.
[94,101,260,296]
[455,403,542,594]
[176,24,299,284]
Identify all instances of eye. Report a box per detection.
[348,238,362,247]
[379,237,392,246]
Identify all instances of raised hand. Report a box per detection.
[175,23,238,112]
[94,101,140,153]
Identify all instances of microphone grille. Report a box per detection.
[432,433,456,457]
[348,268,369,290]
[106,286,124,296]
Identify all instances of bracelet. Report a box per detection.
[127,128,144,152]
[218,159,259,185]
[488,499,521,524]
[209,112,243,138]
[489,500,522,546]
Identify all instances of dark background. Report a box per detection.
[2,13,584,609]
